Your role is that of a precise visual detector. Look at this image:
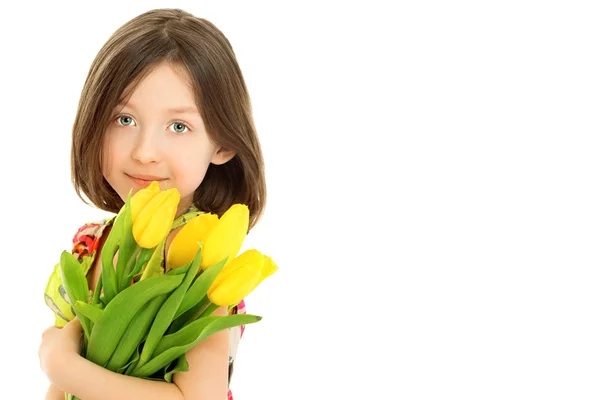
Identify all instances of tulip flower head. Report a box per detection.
[166,204,249,270]
[130,180,162,222]
[132,185,180,248]
[208,249,278,307]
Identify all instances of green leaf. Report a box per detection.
[73,301,103,323]
[174,257,227,320]
[131,314,261,377]
[59,251,89,306]
[59,251,91,338]
[106,294,168,372]
[138,250,202,366]
[115,191,148,292]
[166,263,193,276]
[171,209,204,230]
[140,238,167,281]
[127,247,154,281]
[101,208,127,303]
[166,296,209,334]
[154,314,216,357]
[79,255,94,277]
[164,355,189,383]
[115,192,136,291]
[122,342,142,375]
[78,298,103,334]
[91,273,103,306]
[99,293,108,308]
[85,274,184,367]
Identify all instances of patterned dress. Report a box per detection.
[43,206,245,400]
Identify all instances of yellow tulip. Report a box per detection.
[132,188,180,248]
[166,204,249,270]
[202,204,249,269]
[208,249,278,307]
[130,181,161,222]
[166,213,219,269]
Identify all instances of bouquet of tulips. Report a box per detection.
[55,181,277,400]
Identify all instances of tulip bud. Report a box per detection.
[201,204,249,270]
[166,213,219,269]
[130,181,162,222]
[165,204,249,271]
[132,188,180,248]
[208,249,278,306]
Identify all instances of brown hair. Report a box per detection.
[71,8,266,230]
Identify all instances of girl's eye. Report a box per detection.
[116,115,135,127]
[114,115,190,134]
[170,122,190,134]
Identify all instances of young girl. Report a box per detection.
[38,8,266,400]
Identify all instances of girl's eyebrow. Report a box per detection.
[117,100,199,115]
[167,106,200,114]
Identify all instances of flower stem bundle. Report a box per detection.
[56,181,277,400]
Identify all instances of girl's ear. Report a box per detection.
[211,147,236,165]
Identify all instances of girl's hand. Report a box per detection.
[38,318,83,383]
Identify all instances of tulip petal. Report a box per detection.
[133,188,180,248]
[208,249,267,306]
[131,181,161,222]
[261,255,279,281]
[210,249,264,289]
[201,204,249,269]
[208,264,262,306]
[246,254,278,295]
[166,213,219,269]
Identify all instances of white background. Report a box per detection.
[0,1,599,399]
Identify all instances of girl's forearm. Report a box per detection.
[45,383,64,400]
[53,354,184,400]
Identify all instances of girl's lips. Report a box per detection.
[127,174,167,187]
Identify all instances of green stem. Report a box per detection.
[91,274,103,306]
[167,296,210,334]
[140,239,167,281]
[199,303,219,319]
[120,246,142,290]
[128,247,154,280]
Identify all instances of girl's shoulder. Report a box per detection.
[44,216,114,327]
[71,217,115,261]
[71,203,202,263]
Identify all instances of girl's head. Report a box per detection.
[71,8,266,229]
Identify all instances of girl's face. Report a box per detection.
[102,61,234,216]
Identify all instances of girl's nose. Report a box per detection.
[131,131,161,164]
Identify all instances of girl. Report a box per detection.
[38,8,266,400]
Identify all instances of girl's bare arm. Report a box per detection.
[45,383,64,400]
[47,307,230,400]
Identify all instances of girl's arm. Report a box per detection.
[173,306,230,398]
[46,307,230,400]
[45,383,64,400]
[49,355,184,400]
